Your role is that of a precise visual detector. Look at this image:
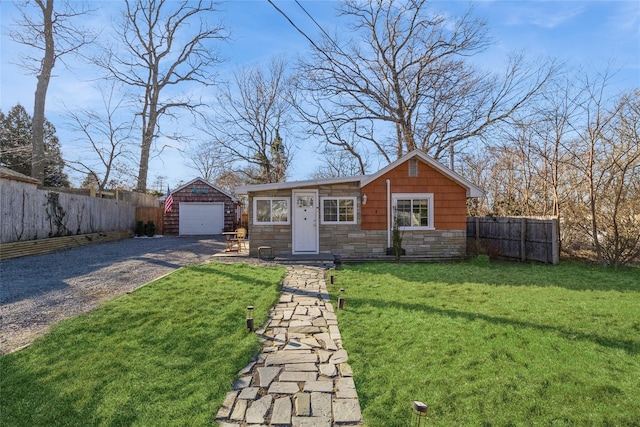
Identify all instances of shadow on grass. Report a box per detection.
[349,261,640,293]
[0,352,140,426]
[347,297,640,355]
[187,262,286,289]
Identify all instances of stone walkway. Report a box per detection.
[215,265,363,427]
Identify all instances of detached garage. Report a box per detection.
[163,178,238,236]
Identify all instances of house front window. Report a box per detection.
[393,193,434,230]
[254,197,290,224]
[321,197,357,224]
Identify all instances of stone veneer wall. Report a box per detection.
[248,224,292,257]
[400,229,466,258]
[247,188,293,257]
[247,181,467,259]
[318,228,466,259]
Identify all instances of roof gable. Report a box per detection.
[360,150,484,197]
[172,177,236,200]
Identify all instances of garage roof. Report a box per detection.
[172,177,237,201]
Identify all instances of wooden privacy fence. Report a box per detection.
[136,207,164,235]
[1,178,136,244]
[467,216,560,264]
[40,186,160,207]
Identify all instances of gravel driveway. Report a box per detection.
[0,236,249,355]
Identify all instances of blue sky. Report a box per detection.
[1,1,639,189]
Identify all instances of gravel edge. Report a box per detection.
[0,236,269,355]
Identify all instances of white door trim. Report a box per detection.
[292,189,319,254]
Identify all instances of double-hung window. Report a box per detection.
[321,197,357,224]
[254,197,290,224]
[393,193,434,230]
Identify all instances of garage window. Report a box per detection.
[254,197,290,224]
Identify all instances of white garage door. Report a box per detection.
[179,203,224,235]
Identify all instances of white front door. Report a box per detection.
[292,190,318,253]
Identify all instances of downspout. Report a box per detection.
[386,179,391,248]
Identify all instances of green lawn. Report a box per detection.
[3,258,637,426]
[0,262,285,427]
[329,258,640,426]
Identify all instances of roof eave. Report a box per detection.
[235,175,365,195]
[360,149,485,198]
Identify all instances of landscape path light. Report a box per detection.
[411,400,428,426]
[338,288,345,310]
[246,305,254,332]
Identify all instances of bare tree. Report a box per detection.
[528,76,583,219]
[466,65,639,265]
[64,82,136,192]
[311,146,371,179]
[212,169,246,194]
[203,57,295,184]
[95,0,228,192]
[9,0,96,182]
[579,88,640,266]
[186,140,227,182]
[602,91,640,265]
[567,70,624,264]
[293,0,556,168]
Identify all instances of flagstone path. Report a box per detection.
[215,265,363,427]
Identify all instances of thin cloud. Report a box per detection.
[605,1,640,37]
[503,2,586,29]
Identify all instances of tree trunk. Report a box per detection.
[587,131,604,264]
[32,0,55,183]
[136,72,158,192]
[137,114,156,192]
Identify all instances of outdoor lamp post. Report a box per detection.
[246,306,254,332]
[411,401,428,426]
[338,288,345,310]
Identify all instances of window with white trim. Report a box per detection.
[393,193,434,230]
[321,197,357,224]
[254,197,290,224]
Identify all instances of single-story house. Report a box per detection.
[235,149,484,260]
[163,178,239,235]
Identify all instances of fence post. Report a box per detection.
[551,218,560,265]
[520,217,527,262]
